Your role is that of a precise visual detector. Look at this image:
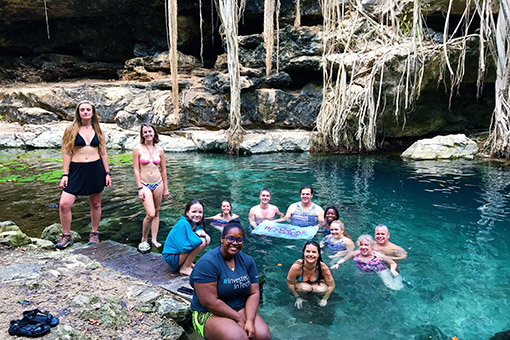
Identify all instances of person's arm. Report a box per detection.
[319,263,335,306]
[377,252,399,276]
[286,262,304,308]
[274,206,284,218]
[194,281,246,326]
[248,207,258,229]
[243,283,260,338]
[331,250,356,269]
[132,147,145,201]
[204,213,220,221]
[391,246,408,260]
[274,204,294,223]
[159,147,169,198]
[316,206,325,227]
[320,235,330,249]
[60,150,72,189]
[100,129,111,187]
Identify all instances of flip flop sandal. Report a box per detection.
[177,286,194,295]
[8,319,50,337]
[22,309,59,327]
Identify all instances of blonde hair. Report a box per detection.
[330,220,345,231]
[61,101,104,154]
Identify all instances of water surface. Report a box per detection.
[1,149,509,339]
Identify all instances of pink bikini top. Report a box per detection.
[139,152,161,165]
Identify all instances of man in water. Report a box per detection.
[276,185,324,227]
[248,189,284,229]
[373,224,408,261]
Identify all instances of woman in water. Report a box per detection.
[205,200,239,231]
[162,199,211,276]
[57,100,111,249]
[286,241,335,309]
[320,220,355,258]
[133,123,169,252]
[189,221,271,340]
[331,234,403,290]
[321,206,351,239]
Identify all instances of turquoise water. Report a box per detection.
[1,150,509,339]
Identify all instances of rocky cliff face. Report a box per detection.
[0,0,495,152]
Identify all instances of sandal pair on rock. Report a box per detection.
[8,309,59,337]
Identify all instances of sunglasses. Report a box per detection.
[224,236,244,244]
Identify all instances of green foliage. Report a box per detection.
[108,153,132,165]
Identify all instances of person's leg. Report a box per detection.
[311,282,329,295]
[237,309,271,340]
[89,193,102,232]
[295,282,313,294]
[150,183,164,247]
[204,315,249,340]
[59,191,76,234]
[140,187,156,243]
[179,235,210,276]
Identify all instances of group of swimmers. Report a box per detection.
[55,101,407,339]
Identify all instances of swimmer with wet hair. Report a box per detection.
[320,220,355,258]
[373,224,407,261]
[332,234,403,290]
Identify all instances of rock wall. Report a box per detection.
[0,0,495,152]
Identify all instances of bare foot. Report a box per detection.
[151,240,162,248]
[179,267,192,276]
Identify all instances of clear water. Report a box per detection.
[1,149,509,339]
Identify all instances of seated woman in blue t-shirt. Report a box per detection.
[189,221,271,340]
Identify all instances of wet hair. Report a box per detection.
[324,206,340,220]
[222,220,245,237]
[330,220,345,230]
[140,123,160,144]
[357,234,375,247]
[221,200,232,215]
[259,188,271,195]
[375,224,389,233]
[301,241,324,280]
[300,185,313,194]
[183,199,205,227]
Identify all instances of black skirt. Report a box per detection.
[63,159,106,196]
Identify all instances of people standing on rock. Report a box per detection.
[189,221,271,340]
[373,224,407,270]
[286,240,335,309]
[275,185,324,228]
[248,189,284,229]
[162,199,211,276]
[133,123,170,253]
[56,100,111,249]
[205,200,239,231]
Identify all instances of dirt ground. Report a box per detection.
[0,245,196,340]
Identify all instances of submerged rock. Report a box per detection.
[490,330,510,340]
[401,134,479,160]
[412,324,448,340]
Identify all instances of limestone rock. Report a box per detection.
[41,223,81,244]
[241,130,312,153]
[151,320,185,340]
[401,134,479,160]
[52,325,93,340]
[156,297,190,322]
[78,296,129,327]
[0,221,21,233]
[0,230,32,247]
[30,238,56,250]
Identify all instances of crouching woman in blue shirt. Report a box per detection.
[189,221,271,340]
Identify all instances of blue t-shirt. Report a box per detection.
[189,246,259,312]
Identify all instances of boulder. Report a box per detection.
[30,238,57,250]
[41,223,81,244]
[401,134,479,160]
[150,320,185,340]
[0,229,32,247]
[156,297,190,322]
